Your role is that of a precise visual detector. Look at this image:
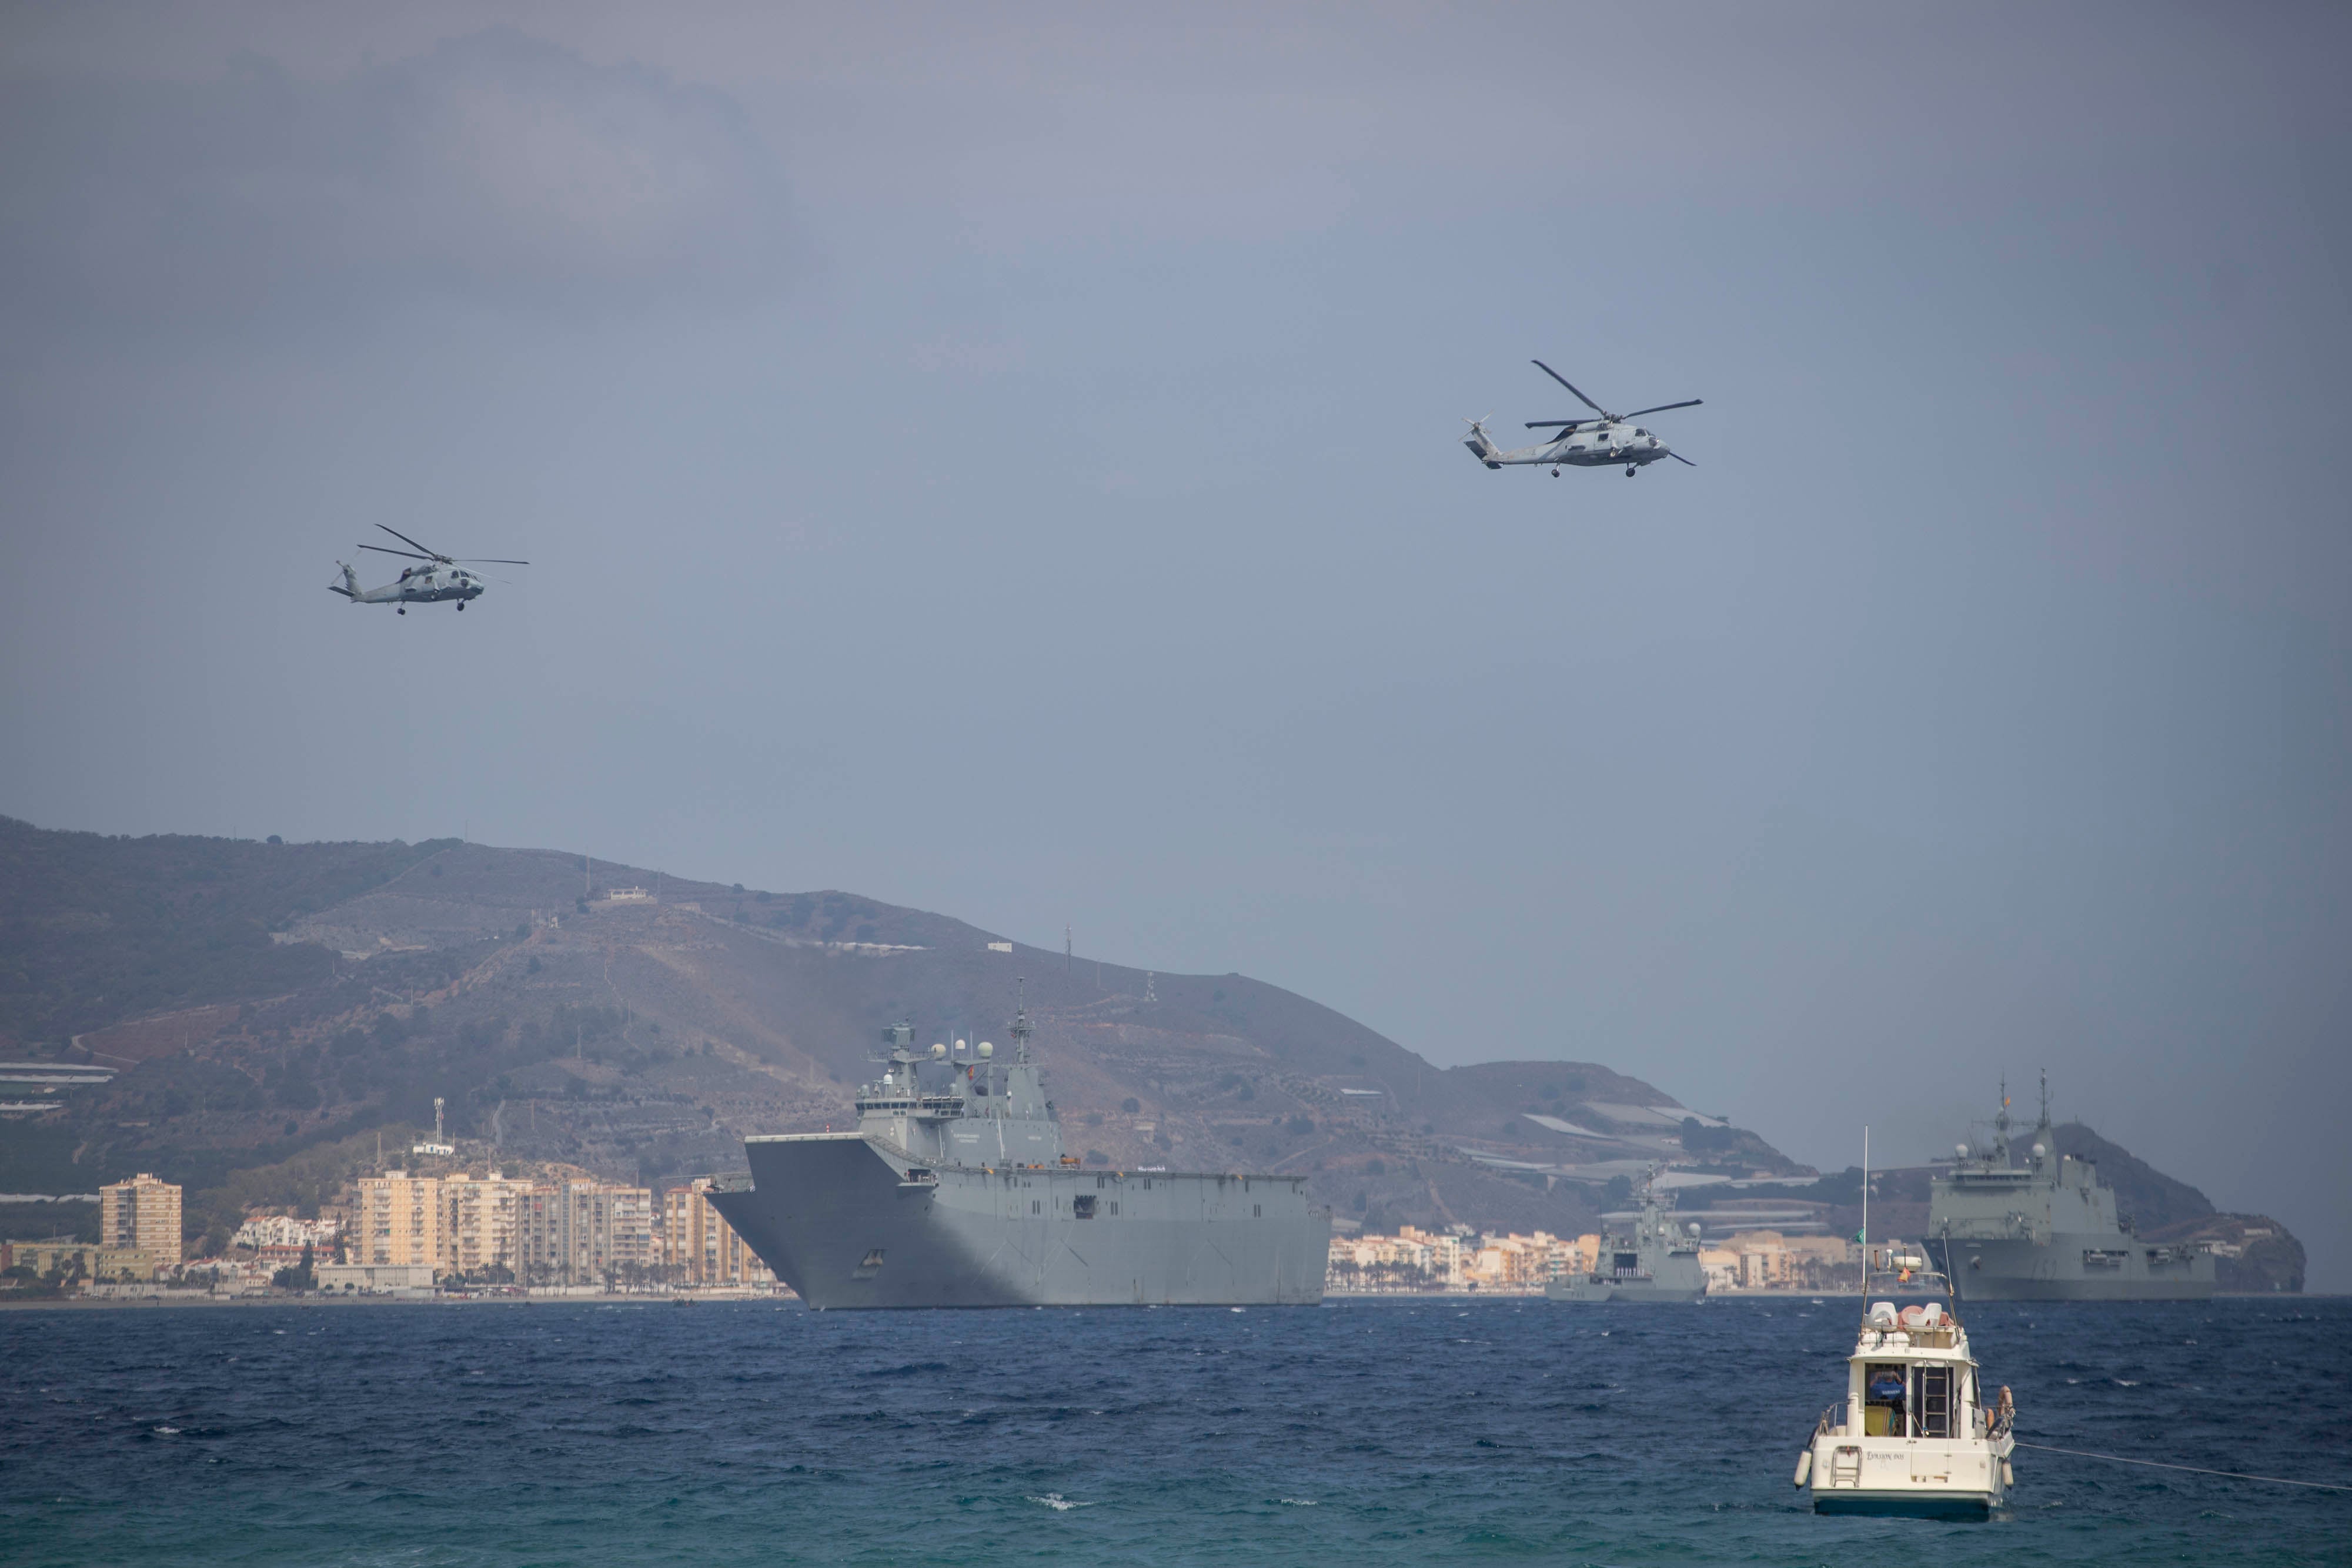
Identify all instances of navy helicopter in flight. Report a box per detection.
[1463,360,1701,478]
[329,526,529,615]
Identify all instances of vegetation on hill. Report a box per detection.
[0,815,449,1048]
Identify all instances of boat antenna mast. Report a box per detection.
[1857,1125,1870,1319]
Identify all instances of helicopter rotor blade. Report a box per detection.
[452,557,530,566]
[359,544,435,561]
[1620,399,1703,419]
[377,523,449,561]
[1530,360,1607,416]
[1524,420,1583,429]
[1667,451,1697,466]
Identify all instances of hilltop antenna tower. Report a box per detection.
[1142,971,1157,1004]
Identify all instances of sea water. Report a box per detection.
[3,1295,2345,1564]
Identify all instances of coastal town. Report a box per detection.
[4,1164,777,1300]
[6,1166,1860,1302]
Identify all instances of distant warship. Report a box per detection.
[1546,1171,1707,1303]
[1927,1075,2214,1301]
[706,1001,1330,1309]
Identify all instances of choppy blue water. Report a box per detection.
[4,1295,2346,1565]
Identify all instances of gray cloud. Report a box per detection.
[0,28,796,324]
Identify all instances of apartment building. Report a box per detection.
[445,1171,533,1276]
[231,1215,342,1253]
[5,1241,166,1282]
[662,1178,773,1286]
[1700,1229,1858,1292]
[351,1172,445,1270]
[518,1179,654,1285]
[99,1172,182,1262]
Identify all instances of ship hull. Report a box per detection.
[1932,1236,2215,1302]
[1545,1276,1705,1304]
[708,1134,1330,1309]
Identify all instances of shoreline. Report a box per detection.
[11,1288,2326,1312]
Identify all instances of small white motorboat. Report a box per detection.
[1796,1241,2016,1519]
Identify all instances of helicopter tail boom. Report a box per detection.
[1461,419,1503,469]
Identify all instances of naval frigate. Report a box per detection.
[1926,1075,2213,1301]
[1545,1170,1707,1303]
[705,1001,1331,1309]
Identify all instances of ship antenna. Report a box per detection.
[1011,977,1033,1064]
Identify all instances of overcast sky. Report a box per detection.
[4,4,2347,1282]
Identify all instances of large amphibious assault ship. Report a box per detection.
[706,1003,1331,1308]
[1927,1076,2213,1301]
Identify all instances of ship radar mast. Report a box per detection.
[2033,1068,2054,1167]
[1010,978,1033,1064]
[1993,1074,2011,1165]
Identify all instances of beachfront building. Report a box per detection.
[4,1241,166,1283]
[662,1178,772,1286]
[99,1173,182,1263]
[445,1171,533,1276]
[232,1215,342,1253]
[1708,1230,1859,1291]
[519,1180,655,1285]
[351,1172,445,1271]
[1329,1227,1593,1293]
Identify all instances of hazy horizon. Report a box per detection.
[4,4,2347,1283]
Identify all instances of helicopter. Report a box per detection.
[329,526,529,614]
[1462,360,1701,478]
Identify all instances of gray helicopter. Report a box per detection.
[1463,360,1700,478]
[329,526,529,615]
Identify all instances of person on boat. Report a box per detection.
[1867,1369,1908,1436]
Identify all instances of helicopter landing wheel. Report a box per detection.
[456,601,465,611]
[397,606,406,615]
[1551,467,1561,477]
[1625,465,1637,477]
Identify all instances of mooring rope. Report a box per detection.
[2012,1441,2351,1493]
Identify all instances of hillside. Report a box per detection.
[15,818,2296,1291]
[1,818,1809,1250]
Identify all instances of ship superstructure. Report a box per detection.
[706,1000,1330,1308]
[1545,1169,1706,1303]
[1928,1075,2213,1301]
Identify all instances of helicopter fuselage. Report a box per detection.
[332,564,486,608]
[385,565,484,604]
[1465,420,1676,472]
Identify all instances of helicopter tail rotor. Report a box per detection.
[328,562,360,600]
[1462,415,1503,468]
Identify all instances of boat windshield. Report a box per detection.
[1860,1242,1956,1314]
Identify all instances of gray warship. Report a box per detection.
[1546,1171,1708,1303]
[705,1002,1331,1309]
[1927,1075,2213,1300]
